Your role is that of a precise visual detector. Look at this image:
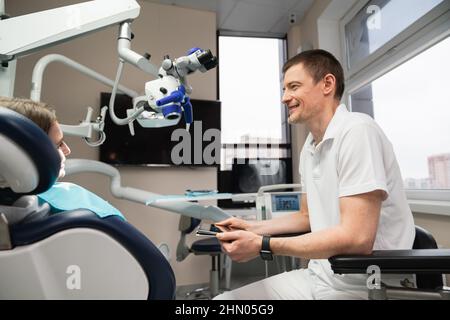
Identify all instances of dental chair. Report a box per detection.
[0,107,175,299]
[329,225,450,299]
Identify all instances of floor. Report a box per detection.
[176,276,265,300]
[175,256,303,300]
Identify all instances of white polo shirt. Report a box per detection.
[299,104,415,289]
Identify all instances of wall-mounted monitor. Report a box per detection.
[99,92,221,167]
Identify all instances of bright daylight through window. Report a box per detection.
[219,36,286,145]
[350,37,450,190]
[219,36,288,169]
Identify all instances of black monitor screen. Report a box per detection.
[218,158,293,208]
[100,92,221,166]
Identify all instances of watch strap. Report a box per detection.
[260,235,273,261]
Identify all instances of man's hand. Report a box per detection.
[214,217,253,232]
[216,230,262,263]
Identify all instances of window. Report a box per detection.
[344,0,444,70]
[218,36,289,170]
[342,0,450,202]
[350,37,450,190]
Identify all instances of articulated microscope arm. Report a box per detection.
[64,159,231,222]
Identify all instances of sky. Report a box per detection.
[370,33,450,180]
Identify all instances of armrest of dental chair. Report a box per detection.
[329,249,450,275]
[329,249,450,299]
[329,225,450,293]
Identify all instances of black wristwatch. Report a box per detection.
[260,235,273,261]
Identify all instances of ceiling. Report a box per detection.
[143,0,315,37]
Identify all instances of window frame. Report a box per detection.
[339,0,450,202]
[340,0,449,81]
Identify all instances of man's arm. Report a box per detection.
[215,194,311,235]
[270,190,383,259]
[217,190,383,262]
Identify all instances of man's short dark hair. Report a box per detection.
[282,49,345,100]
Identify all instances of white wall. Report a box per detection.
[298,0,332,51]
[8,0,218,286]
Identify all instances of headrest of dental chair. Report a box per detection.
[0,107,60,199]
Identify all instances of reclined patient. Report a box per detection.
[0,96,124,220]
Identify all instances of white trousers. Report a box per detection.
[213,268,369,300]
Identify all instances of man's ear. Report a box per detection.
[322,73,336,97]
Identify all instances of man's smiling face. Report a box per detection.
[282,63,325,124]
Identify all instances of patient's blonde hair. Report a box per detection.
[0,96,57,133]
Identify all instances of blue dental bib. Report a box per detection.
[38,182,125,220]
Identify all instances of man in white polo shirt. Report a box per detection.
[213,49,415,300]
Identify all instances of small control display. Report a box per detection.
[271,194,300,212]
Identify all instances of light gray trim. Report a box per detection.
[343,1,450,90]
[0,195,51,225]
[218,29,286,39]
[409,200,450,217]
